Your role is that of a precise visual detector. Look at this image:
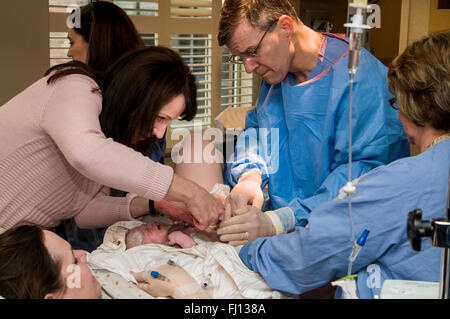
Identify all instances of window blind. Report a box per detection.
[221,47,254,111]
[113,1,158,16]
[170,33,212,129]
[141,33,159,46]
[170,0,212,18]
[49,0,87,12]
[49,32,71,67]
[48,0,255,148]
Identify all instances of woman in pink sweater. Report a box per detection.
[62,1,146,251]
[0,46,224,232]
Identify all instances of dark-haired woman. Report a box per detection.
[67,1,144,71]
[62,1,150,251]
[0,46,224,236]
[63,1,189,251]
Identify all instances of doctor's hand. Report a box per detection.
[217,205,276,246]
[224,171,264,221]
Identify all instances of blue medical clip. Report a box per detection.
[349,229,370,262]
[149,270,170,282]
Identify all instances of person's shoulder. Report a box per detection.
[365,143,447,184]
[45,73,101,103]
[59,73,98,87]
[422,139,450,164]
[360,48,388,72]
[46,72,99,91]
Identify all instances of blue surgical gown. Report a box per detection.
[225,34,410,226]
[239,140,449,298]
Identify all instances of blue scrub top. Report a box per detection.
[239,140,449,298]
[225,34,410,226]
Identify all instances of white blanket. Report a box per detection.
[88,220,291,299]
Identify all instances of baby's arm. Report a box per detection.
[168,231,197,248]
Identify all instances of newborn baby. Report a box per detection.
[125,222,217,249]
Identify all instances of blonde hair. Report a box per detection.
[218,0,299,46]
[388,30,450,130]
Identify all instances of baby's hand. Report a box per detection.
[168,231,197,248]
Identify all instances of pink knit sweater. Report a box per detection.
[0,74,174,229]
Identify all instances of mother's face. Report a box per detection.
[42,230,101,299]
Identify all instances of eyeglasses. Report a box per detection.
[389,97,399,110]
[228,19,279,64]
[389,97,424,127]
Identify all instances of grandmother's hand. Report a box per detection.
[155,199,194,225]
[165,174,225,232]
[185,186,225,232]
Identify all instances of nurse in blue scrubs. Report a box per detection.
[216,0,409,244]
[234,30,450,298]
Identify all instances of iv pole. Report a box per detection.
[346,0,450,299]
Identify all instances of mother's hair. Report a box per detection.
[44,46,198,154]
[0,225,63,299]
[388,29,450,130]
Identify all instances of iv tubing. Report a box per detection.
[347,80,356,277]
[344,0,371,279]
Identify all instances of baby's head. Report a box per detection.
[125,222,169,249]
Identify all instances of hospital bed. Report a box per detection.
[0,223,441,299]
[87,218,293,299]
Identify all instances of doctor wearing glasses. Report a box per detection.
[216,0,409,245]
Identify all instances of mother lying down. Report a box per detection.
[0,224,289,299]
[0,225,209,299]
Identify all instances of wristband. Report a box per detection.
[148,200,157,216]
[265,211,284,235]
[265,207,296,235]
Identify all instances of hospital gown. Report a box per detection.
[225,34,409,227]
[239,139,449,298]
